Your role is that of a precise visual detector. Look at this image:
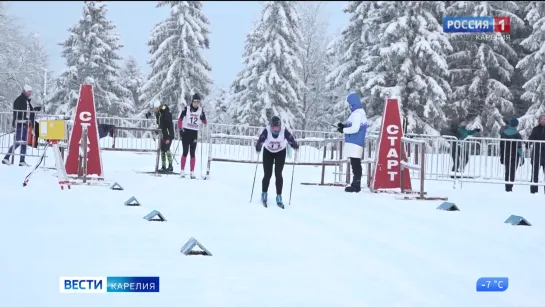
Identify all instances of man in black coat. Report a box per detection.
[2,85,41,166]
[528,114,545,193]
[499,118,524,192]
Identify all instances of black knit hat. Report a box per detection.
[271,115,281,127]
[192,93,202,101]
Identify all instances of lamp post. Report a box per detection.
[39,67,48,113]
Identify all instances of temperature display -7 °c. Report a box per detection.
[476,277,509,292]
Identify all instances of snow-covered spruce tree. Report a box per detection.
[120,56,145,115]
[212,88,232,124]
[517,1,545,136]
[230,21,264,126]
[231,1,305,129]
[447,1,524,136]
[340,1,453,134]
[48,1,133,116]
[0,3,48,111]
[324,36,352,130]
[297,1,331,131]
[140,1,212,116]
[508,2,532,118]
[326,2,372,115]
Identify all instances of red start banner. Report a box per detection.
[371,98,411,191]
[65,84,104,178]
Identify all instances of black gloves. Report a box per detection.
[33,106,41,112]
[291,143,299,150]
[474,128,481,133]
[256,144,262,152]
[337,122,345,133]
[145,111,152,119]
[500,157,504,165]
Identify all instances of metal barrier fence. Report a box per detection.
[0,111,66,163]
[2,110,545,190]
[360,134,545,189]
[205,134,347,186]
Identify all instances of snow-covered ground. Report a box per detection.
[1,150,544,307]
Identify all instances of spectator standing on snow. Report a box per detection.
[450,120,480,172]
[528,115,545,194]
[2,85,41,166]
[499,118,524,192]
[337,93,368,193]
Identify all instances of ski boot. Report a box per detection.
[345,180,361,193]
[159,165,167,173]
[276,195,284,209]
[2,158,10,165]
[19,161,29,167]
[167,164,173,173]
[180,170,186,178]
[190,171,197,179]
[261,192,267,207]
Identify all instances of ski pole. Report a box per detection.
[172,128,182,165]
[199,136,204,178]
[249,151,260,203]
[288,149,298,206]
[23,143,48,187]
[172,139,180,165]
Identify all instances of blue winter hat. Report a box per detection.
[346,93,362,112]
[510,118,519,127]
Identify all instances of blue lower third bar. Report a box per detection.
[107,276,160,293]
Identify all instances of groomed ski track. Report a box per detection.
[0,151,544,307]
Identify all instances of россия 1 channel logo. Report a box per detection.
[443,16,510,41]
[59,276,160,293]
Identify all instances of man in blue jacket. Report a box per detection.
[337,93,368,193]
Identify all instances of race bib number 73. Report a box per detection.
[267,141,281,150]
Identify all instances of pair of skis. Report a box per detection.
[261,200,284,209]
[180,173,198,180]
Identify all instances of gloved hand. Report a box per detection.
[474,128,481,133]
[33,106,41,112]
[255,144,262,153]
[337,123,345,133]
[500,157,504,165]
[291,143,299,150]
[145,111,152,119]
[179,129,184,136]
[164,139,170,144]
